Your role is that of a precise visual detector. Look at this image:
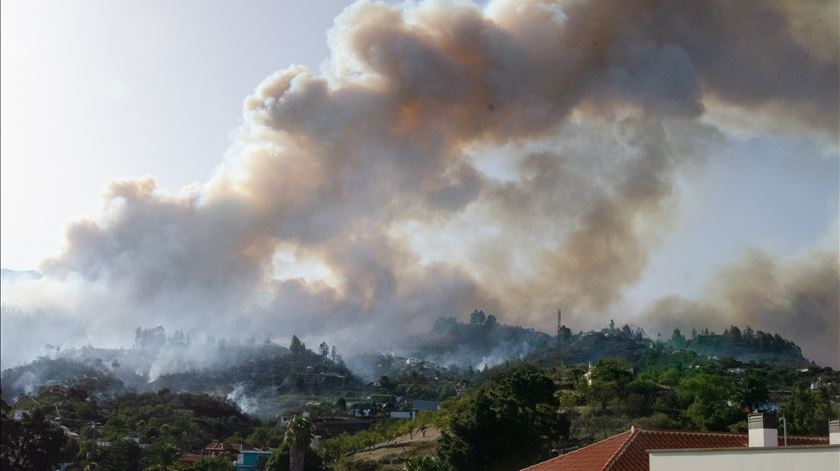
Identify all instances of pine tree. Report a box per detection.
[290,335,305,354]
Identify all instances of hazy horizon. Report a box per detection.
[2,0,838,369]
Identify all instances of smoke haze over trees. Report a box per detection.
[1,0,838,368]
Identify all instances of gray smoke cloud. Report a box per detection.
[2,0,837,369]
[641,247,840,367]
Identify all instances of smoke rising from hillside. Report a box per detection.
[642,248,840,367]
[2,0,838,369]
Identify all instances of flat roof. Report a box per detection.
[650,444,840,453]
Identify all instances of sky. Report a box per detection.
[1,0,351,270]
[1,0,838,368]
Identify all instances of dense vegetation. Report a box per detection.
[96,390,257,451]
[1,358,126,403]
[423,357,837,470]
[319,413,437,464]
[667,325,808,366]
[152,336,359,413]
[1,405,77,469]
[410,312,553,368]
[436,364,568,470]
[413,314,809,371]
[1,318,837,470]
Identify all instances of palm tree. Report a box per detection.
[145,442,181,471]
[284,415,314,471]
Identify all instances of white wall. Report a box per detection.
[649,447,840,471]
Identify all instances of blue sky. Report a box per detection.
[624,135,838,308]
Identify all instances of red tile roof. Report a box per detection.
[521,427,830,471]
[521,430,633,471]
[178,453,204,464]
[205,442,265,454]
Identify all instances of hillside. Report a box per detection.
[668,326,809,367]
[344,426,440,470]
[407,315,811,369]
[1,357,125,403]
[152,346,361,416]
[1,333,361,417]
[2,318,812,411]
[407,311,554,368]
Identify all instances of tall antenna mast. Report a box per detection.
[556,308,562,365]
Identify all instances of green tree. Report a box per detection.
[191,452,235,471]
[379,376,394,392]
[2,408,70,470]
[781,385,834,435]
[671,329,687,348]
[247,423,286,449]
[145,442,181,471]
[403,455,446,471]
[0,403,20,469]
[437,364,568,470]
[469,310,486,325]
[98,439,142,471]
[678,373,741,431]
[623,377,659,417]
[735,370,769,411]
[584,358,634,411]
[290,336,306,355]
[587,378,619,411]
[265,444,322,471]
[284,415,315,471]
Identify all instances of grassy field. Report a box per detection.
[341,425,440,470]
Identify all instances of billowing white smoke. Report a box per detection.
[2,0,837,369]
[227,383,260,415]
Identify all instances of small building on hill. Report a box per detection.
[201,443,271,470]
[205,442,242,455]
[390,411,415,419]
[521,414,836,471]
[234,449,271,470]
[412,400,440,412]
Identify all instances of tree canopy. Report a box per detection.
[437,364,569,470]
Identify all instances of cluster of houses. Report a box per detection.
[342,398,441,419]
[174,399,443,470]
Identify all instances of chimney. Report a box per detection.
[830,419,840,445]
[748,413,778,448]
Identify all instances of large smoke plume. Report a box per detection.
[2,0,838,368]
